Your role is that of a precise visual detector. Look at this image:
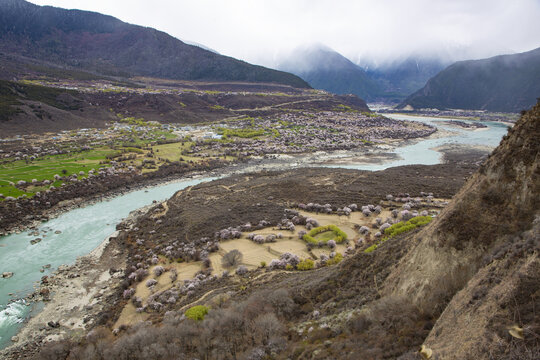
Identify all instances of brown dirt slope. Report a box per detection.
[382,101,540,358]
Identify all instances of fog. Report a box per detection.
[28,0,540,67]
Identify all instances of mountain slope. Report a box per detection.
[399,47,540,112]
[383,101,539,358]
[278,45,383,100]
[0,0,309,88]
[363,56,448,102]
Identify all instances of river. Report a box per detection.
[0,114,509,348]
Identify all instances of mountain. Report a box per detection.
[361,56,449,102]
[278,45,383,101]
[399,47,540,112]
[277,45,447,103]
[0,0,309,88]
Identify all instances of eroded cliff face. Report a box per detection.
[384,102,539,358]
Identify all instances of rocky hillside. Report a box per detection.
[0,78,368,135]
[0,0,309,88]
[399,47,540,112]
[384,101,539,358]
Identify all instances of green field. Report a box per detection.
[302,225,348,245]
[0,148,116,198]
[314,231,338,242]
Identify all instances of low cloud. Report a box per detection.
[29,0,540,66]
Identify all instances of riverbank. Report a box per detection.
[0,204,153,359]
[0,131,436,235]
[0,159,231,235]
[377,109,518,126]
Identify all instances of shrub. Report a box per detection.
[222,249,243,268]
[297,258,314,271]
[364,244,378,253]
[302,225,347,245]
[364,216,433,253]
[326,252,343,265]
[252,235,265,244]
[260,261,267,268]
[146,279,158,288]
[153,266,165,277]
[327,239,336,249]
[285,264,294,271]
[384,216,432,238]
[236,265,248,275]
[184,305,209,321]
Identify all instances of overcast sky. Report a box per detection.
[28,0,540,67]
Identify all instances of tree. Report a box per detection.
[222,249,243,268]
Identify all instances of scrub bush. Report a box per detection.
[185,305,209,321]
[297,258,315,271]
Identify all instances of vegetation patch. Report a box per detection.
[218,127,266,139]
[326,252,343,266]
[296,258,314,271]
[185,305,209,321]
[365,216,433,253]
[303,225,348,245]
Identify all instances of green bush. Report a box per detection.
[364,216,433,253]
[297,258,314,271]
[383,216,432,238]
[185,305,209,321]
[260,261,267,268]
[364,244,378,253]
[326,253,343,265]
[302,225,348,245]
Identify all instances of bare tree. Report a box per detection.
[222,249,243,268]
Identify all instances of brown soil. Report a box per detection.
[128,163,474,249]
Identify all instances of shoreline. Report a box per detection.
[0,205,153,358]
[384,112,516,127]
[0,163,232,236]
[0,139,406,236]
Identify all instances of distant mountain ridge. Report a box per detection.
[0,0,309,88]
[399,47,540,112]
[361,57,448,102]
[278,45,382,101]
[278,45,448,103]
